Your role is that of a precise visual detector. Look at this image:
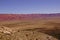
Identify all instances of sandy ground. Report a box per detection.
[0,18,60,40]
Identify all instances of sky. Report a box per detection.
[0,0,60,14]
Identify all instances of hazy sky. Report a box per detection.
[0,0,60,14]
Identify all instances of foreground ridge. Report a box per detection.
[0,26,58,40]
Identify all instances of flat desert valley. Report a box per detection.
[0,14,60,40]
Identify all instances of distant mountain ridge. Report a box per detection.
[0,13,60,21]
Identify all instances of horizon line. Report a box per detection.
[0,13,60,14]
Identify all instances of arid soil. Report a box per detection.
[0,26,58,40]
[0,14,60,40]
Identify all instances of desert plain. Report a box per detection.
[0,14,60,40]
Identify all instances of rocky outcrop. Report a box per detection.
[0,26,58,40]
